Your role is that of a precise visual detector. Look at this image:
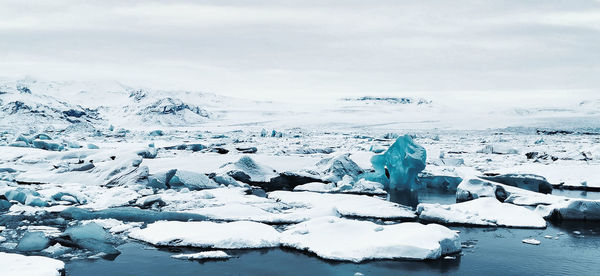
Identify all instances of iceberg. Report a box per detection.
[363,135,426,191]
[280,216,460,262]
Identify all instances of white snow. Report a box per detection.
[417,197,547,228]
[0,252,64,276]
[280,216,461,262]
[128,220,280,249]
[268,191,416,220]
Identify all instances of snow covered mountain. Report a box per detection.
[0,78,598,134]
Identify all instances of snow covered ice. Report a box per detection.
[128,221,280,248]
[280,216,461,262]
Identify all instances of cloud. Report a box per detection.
[0,0,598,99]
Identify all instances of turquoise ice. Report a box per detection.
[364,135,426,191]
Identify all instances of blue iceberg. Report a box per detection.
[363,135,426,191]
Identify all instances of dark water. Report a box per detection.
[66,190,600,276]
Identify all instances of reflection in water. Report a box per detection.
[387,188,458,207]
[387,189,420,208]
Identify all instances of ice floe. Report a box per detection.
[129,220,280,248]
[280,216,460,262]
[0,252,64,276]
[171,251,231,260]
[417,197,547,228]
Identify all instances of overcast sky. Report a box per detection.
[1,0,599,100]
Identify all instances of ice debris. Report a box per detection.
[171,251,232,260]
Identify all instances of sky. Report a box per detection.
[1,0,599,100]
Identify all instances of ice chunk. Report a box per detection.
[136,147,158,159]
[294,182,336,193]
[171,251,231,260]
[64,222,119,255]
[87,143,99,149]
[42,243,71,256]
[363,135,426,191]
[5,188,49,207]
[149,169,218,190]
[129,221,280,248]
[219,156,278,183]
[169,170,219,190]
[315,154,364,183]
[135,195,166,209]
[293,178,385,195]
[522,238,541,245]
[16,232,50,252]
[0,252,64,276]
[535,199,600,221]
[417,197,547,228]
[60,206,209,223]
[268,191,416,220]
[480,174,552,194]
[280,216,460,262]
[456,178,508,203]
[211,173,249,188]
[32,139,64,151]
[457,178,565,206]
[148,130,164,136]
[477,144,518,154]
[418,173,463,191]
[0,199,11,211]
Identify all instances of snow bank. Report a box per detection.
[280,216,460,262]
